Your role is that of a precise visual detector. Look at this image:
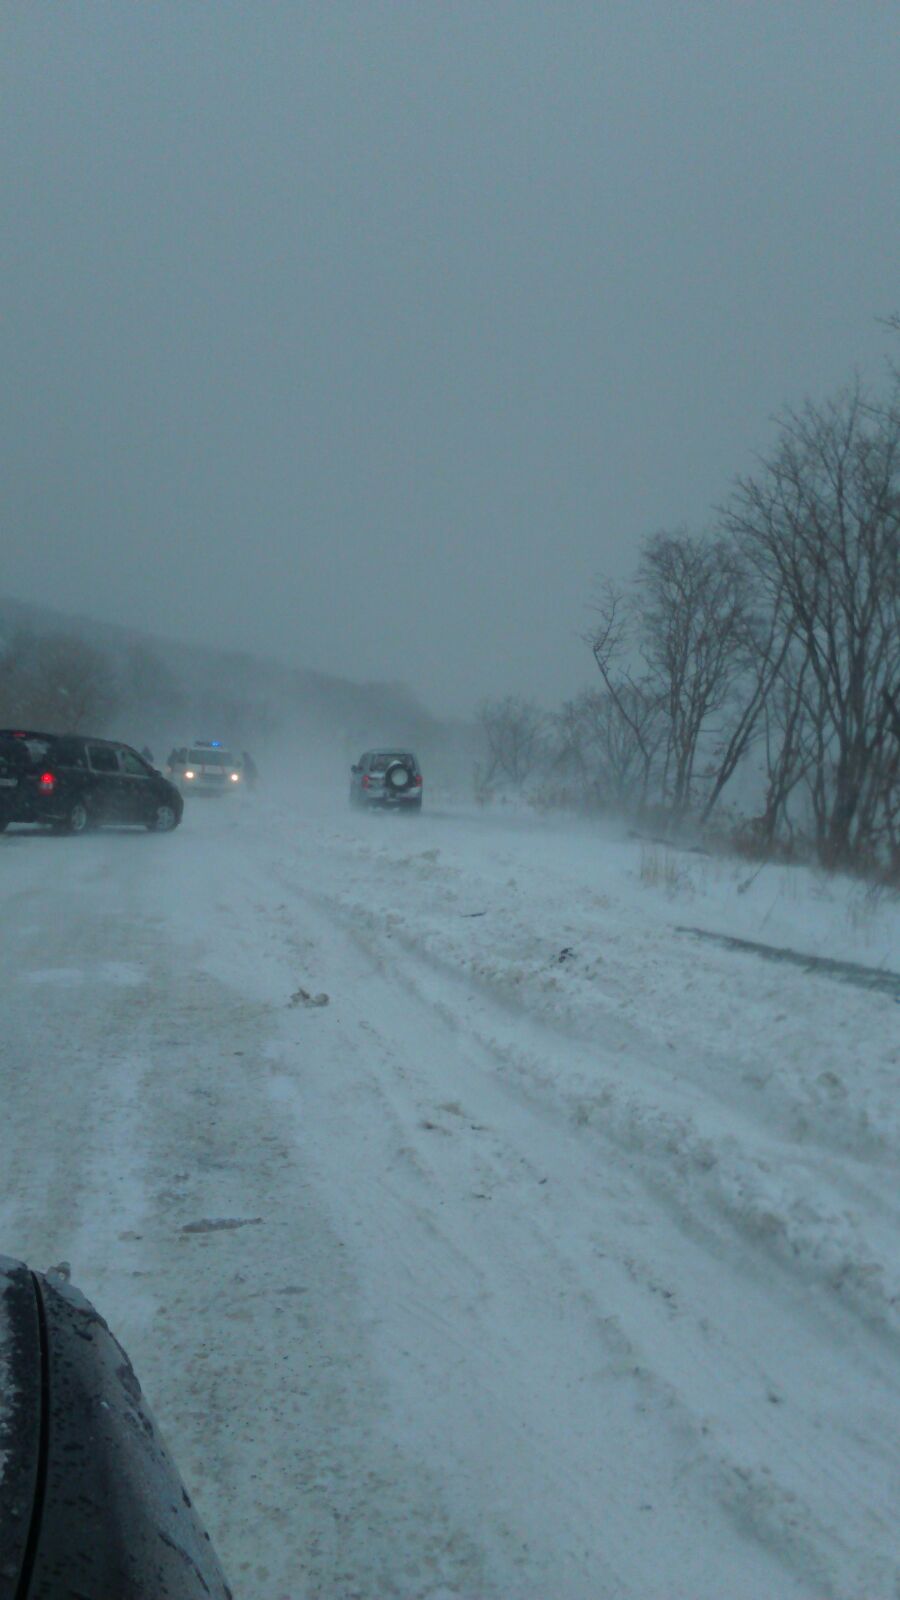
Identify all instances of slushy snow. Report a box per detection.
[2,784,898,1598]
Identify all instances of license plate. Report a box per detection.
[0,776,17,787]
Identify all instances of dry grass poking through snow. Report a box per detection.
[639,844,682,894]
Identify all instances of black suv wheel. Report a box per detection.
[147,801,180,832]
[53,798,91,835]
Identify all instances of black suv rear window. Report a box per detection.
[0,736,50,767]
[0,735,89,767]
[0,738,31,768]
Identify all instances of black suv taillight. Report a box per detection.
[38,770,57,793]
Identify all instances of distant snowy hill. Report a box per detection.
[0,592,476,777]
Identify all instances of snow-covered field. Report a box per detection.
[2,781,899,1599]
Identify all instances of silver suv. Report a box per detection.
[350,750,423,811]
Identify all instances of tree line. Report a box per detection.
[0,630,273,748]
[0,630,122,733]
[478,377,900,879]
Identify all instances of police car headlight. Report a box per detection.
[230,772,240,782]
[184,770,195,780]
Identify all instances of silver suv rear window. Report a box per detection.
[370,752,416,771]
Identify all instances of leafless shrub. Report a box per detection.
[639,845,681,893]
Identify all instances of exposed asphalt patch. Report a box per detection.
[181,1216,264,1234]
[676,926,900,1001]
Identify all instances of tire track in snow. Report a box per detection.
[0,828,503,1599]
[254,838,896,1600]
[301,864,900,1347]
[253,858,899,1599]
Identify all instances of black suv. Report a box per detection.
[350,749,423,810]
[0,730,184,834]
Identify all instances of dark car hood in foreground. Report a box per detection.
[0,1256,231,1599]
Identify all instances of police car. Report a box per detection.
[166,741,244,797]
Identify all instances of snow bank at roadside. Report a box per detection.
[281,805,900,1338]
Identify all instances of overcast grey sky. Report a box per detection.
[2,3,897,715]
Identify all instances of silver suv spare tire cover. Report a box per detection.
[386,761,412,790]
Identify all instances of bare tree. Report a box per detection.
[553,684,667,812]
[637,532,757,817]
[725,383,900,867]
[121,642,185,724]
[698,575,795,824]
[589,538,756,821]
[0,628,35,723]
[477,695,547,792]
[0,630,118,732]
[586,581,667,807]
[754,645,816,848]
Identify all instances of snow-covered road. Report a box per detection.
[2,790,899,1599]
